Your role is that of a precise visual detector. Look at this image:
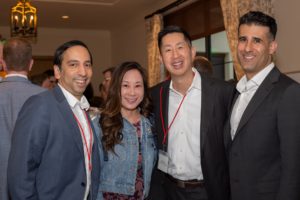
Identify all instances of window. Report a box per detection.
[164,0,234,80]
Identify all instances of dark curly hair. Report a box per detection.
[100,61,152,152]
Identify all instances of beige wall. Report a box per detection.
[111,17,147,67]
[275,0,300,77]
[1,0,174,95]
[0,26,111,95]
[2,0,299,92]
[110,0,175,69]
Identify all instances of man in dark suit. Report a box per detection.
[8,40,100,200]
[0,38,45,200]
[149,26,233,200]
[226,11,300,200]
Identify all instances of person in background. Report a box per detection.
[30,69,57,90]
[30,72,51,89]
[93,61,157,200]
[101,66,115,100]
[84,83,96,103]
[97,83,106,106]
[0,37,45,200]
[225,11,300,200]
[193,55,213,76]
[148,25,233,200]
[0,37,6,80]
[8,40,100,200]
[84,83,103,118]
[43,69,57,89]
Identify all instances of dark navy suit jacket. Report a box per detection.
[8,86,100,200]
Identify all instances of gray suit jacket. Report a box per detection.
[225,67,300,200]
[0,76,45,200]
[8,86,100,200]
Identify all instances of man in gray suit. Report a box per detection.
[8,40,100,200]
[226,11,300,200]
[0,38,45,200]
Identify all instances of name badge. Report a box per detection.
[158,150,169,173]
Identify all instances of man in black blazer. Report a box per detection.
[8,40,100,200]
[148,26,233,200]
[226,11,300,200]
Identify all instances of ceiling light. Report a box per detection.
[61,15,69,19]
[11,0,38,38]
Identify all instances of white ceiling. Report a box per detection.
[0,0,176,30]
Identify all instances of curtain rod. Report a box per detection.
[144,0,188,19]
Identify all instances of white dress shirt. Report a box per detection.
[230,63,275,139]
[59,84,92,200]
[167,68,203,181]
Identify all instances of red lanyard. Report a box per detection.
[160,87,187,144]
[73,111,93,171]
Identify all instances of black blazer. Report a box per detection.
[148,74,234,200]
[225,67,300,200]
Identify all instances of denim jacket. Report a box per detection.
[93,115,157,200]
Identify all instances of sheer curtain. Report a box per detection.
[145,14,163,87]
[220,0,275,80]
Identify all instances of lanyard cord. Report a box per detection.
[73,111,93,171]
[160,87,187,144]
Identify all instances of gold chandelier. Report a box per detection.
[11,0,37,38]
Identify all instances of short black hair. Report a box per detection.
[239,11,277,39]
[43,69,54,77]
[53,40,93,69]
[30,73,48,86]
[158,25,192,50]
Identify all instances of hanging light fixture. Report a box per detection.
[11,0,37,38]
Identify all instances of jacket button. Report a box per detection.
[81,182,86,187]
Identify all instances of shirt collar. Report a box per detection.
[58,83,90,110]
[169,67,202,94]
[190,67,202,91]
[236,62,275,93]
[5,74,28,79]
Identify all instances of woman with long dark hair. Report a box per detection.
[94,61,157,200]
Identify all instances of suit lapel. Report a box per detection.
[234,68,280,138]
[52,86,85,156]
[160,81,170,150]
[224,89,239,148]
[200,75,214,155]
